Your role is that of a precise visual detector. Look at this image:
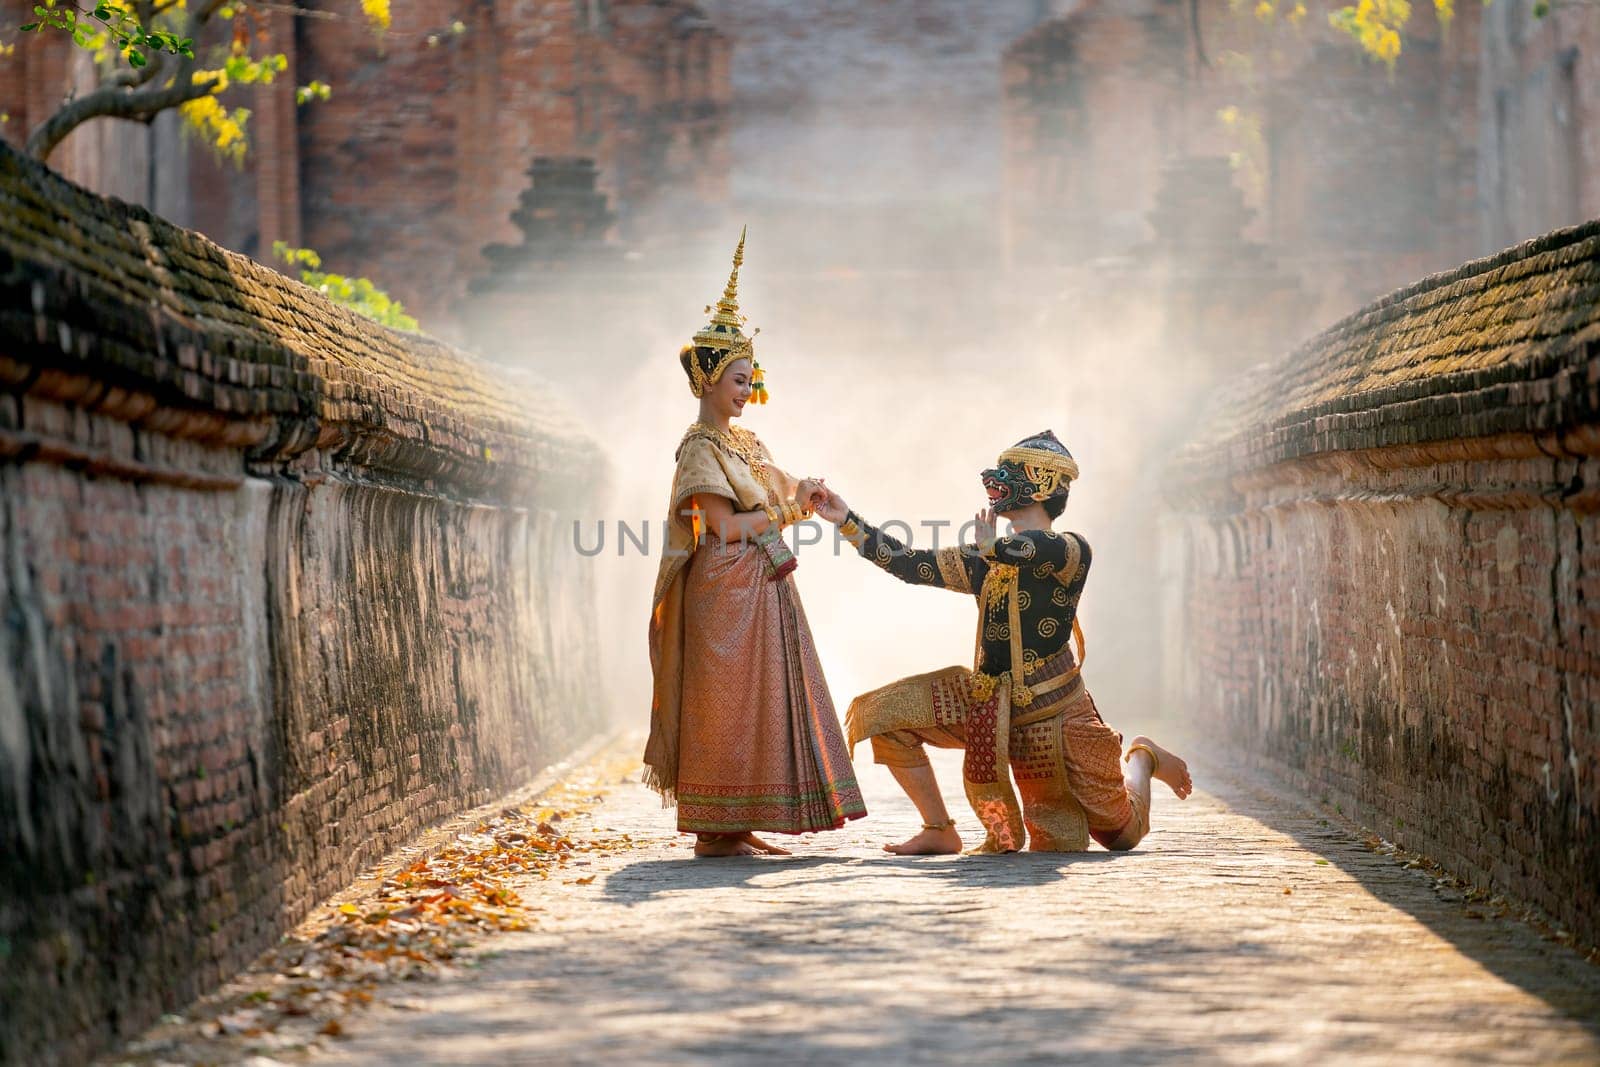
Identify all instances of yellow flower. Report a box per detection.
[361,0,391,32]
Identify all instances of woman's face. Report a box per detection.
[707,357,753,419]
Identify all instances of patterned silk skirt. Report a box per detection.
[674,538,867,834]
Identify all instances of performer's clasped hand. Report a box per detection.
[794,478,829,516]
[806,481,847,523]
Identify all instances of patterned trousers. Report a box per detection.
[849,666,1149,852]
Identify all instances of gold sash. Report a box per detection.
[962,662,1085,852]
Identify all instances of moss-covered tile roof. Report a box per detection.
[0,142,592,502]
[1173,218,1600,488]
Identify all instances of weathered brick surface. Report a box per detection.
[0,142,604,1065]
[259,0,729,332]
[1163,219,1600,950]
[1001,0,1597,324]
[0,0,729,336]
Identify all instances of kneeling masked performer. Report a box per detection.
[813,431,1192,854]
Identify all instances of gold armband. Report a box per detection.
[765,501,810,529]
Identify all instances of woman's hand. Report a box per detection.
[796,477,835,516]
[813,487,849,525]
[795,477,825,510]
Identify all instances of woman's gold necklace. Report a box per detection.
[694,421,768,483]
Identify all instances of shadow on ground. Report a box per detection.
[1199,759,1600,1030]
[602,849,1124,904]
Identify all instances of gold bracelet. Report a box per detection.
[762,503,781,528]
[783,501,807,526]
[838,517,863,542]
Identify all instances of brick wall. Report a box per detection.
[695,0,1049,273]
[0,0,729,337]
[277,0,729,333]
[1478,0,1600,250]
[0,143,604,1064]
[1000,0,1600,325]
[1162,218,1600,949]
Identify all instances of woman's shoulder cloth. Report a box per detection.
[674,423,718,461]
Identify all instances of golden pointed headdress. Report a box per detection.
[683,227,768,401]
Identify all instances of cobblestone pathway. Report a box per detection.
[319,742,1600,1066]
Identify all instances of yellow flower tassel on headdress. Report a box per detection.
[751,360,768,403]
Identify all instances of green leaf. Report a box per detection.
[19,21,39,30]
[126,47,145,66]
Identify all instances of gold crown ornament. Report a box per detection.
[981,430,1079,515]
[685,227,768,402]
[1000,454,1078,500]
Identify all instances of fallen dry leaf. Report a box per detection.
[215,1008,266,1036]
[124,753,647,1062]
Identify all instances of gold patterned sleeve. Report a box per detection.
[670,436,738,512]
[844,511,986,594]
[979,529,1073,569]
[761,447,802,507]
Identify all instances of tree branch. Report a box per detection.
[103,48,167,90]
[25,61,217,160]
[189,0,229,35]
[1190,0,1209,69]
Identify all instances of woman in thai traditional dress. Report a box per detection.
[643,231,867,857]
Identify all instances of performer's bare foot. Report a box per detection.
[1128,735,1193,799]
[693,835,761,857]
[884,824,962,855]
[740,832,792,856]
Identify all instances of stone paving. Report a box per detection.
[315,741,1600,1066]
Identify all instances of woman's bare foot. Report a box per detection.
[694,836,761,857]
[740,832,792,856]
[884,824,963,855]
[1128,735,1193,799]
